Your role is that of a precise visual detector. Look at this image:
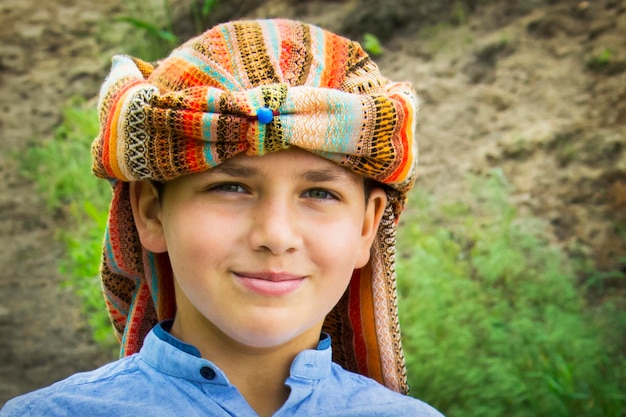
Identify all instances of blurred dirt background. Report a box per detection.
[0,0,624,406]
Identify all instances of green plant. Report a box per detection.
[587,48,613,71]
[397,170,625,417]
[117,0,178,60]
[363,33,384,56]
[118,0,218,60]
[19,98,116,350]
[58,201,112,346]
[452,0,468,25]
[191,0,218,35]
[418,22,474,56]
[116,15,178,45]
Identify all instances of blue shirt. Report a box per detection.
[1,322,443,416]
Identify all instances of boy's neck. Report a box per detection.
[170,316,323,417]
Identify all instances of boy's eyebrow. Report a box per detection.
[209,163,260,178]
[299,168,358,184]
[208,161,359,184]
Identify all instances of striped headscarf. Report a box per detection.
[92,18,418,394]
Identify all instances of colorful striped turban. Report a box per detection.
[92,18,419,394]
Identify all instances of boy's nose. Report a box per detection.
[248,197,302,255]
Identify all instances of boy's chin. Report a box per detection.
[226,324,323,352]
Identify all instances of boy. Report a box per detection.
[1,19,443,416]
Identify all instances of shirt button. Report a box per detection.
[200,366,216,380]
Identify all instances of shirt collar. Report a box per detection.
[140,321,332,384]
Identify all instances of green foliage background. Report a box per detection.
[20,101,116,350]
[397,173,625,416]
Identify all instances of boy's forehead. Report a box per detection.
[208,148,364,185]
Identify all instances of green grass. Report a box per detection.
[116,0,218,61]
[19,98,116,351]
[397,170,626,417]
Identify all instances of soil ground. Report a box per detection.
[1,0,624,407]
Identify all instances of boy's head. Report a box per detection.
[92,18,418,393]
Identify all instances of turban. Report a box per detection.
[92,18,419,394]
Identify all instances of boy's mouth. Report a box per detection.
[233,271,306,297]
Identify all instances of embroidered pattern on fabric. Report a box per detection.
[124,86,158,180]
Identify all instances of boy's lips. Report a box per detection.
[234,271,306,297]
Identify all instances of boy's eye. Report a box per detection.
[207,183,247,193]
[303,188,337,200]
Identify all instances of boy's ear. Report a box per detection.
[129,181,168,253]
[355,188,388,268]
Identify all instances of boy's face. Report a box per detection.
[132,147,386,351]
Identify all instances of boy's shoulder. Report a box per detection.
[312,362,444,417]
[0,354,147,417]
